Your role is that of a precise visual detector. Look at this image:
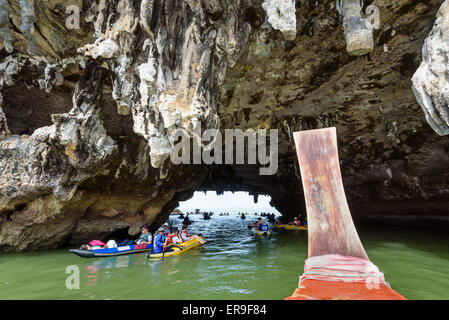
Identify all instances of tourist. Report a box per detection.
[180,224,207,244]
[183,214,192,225]
[79,240,105,250]
[117,225,152,246]
[291,217,301,227]
[165,227,182,245]
[152,227,165,254]
[162,222,171,241]
[258,218,269,232]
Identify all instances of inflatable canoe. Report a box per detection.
[253,229,271,237]
[70,243,153,258]
[147,236,205,259]
[274,224,308,231]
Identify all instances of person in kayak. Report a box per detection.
[152,227,165,254]
[183,214,192,225]
[180,224,207,244]
[165,227,182,246]
[267,213,276,224]
[79,240,106,250]
[161,223,171,242]
[289,217,302,227]
[117,225,152,246]
[258,218,269,232]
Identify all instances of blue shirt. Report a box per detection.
[258,223,269,231]
[154,233,164,253]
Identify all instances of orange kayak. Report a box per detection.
[287,128,406,300]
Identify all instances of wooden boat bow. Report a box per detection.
[286,127,406,300]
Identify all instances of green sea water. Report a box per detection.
[0,216,448,300]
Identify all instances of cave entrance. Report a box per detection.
[176,191,281,216]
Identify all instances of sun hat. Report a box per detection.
[157,227,165,232]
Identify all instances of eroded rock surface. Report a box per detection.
[412,0,449,136]
[0,0,448,252]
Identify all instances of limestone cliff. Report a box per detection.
[0,0,448,252]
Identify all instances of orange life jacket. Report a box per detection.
[166,233,175,245]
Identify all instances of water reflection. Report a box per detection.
[1,216,448,299]
[88,255,135,270]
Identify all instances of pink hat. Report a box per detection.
[89,240,106,247]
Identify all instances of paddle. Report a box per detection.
[161,235,168,259]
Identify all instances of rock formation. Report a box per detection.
[0,0,448,252]
[337,0,374,56]
[412,0,449,136]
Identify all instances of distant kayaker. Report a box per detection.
[267,214,276,224]
[183,214,192,225]
[289,217,302,227]
[258,218,269,232]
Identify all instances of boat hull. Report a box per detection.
[274,224,307,231]
[147,236,205,259]
[286,279,406,300]
[70,243,153,258]
[254,229,271,236]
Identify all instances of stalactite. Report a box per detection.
[336,0,373,56]
[0,0,13,53]
[19,0,37,55]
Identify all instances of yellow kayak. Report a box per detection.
[147,236,205,259]
[254,229,271,237]
[275,224,308,231]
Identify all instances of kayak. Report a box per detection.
[254,229,271,237]
[274,224,308,231]
[70,243,153,258]
[147,236,205,259]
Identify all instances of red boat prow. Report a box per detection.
[287,127,406,300]
[286,279,406,300]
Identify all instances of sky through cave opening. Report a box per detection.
[176,191,281,215]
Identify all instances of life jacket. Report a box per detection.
[166,233,181,245]
[181,230,190,239]
[295,220,301,227]
[165,233,175,245]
